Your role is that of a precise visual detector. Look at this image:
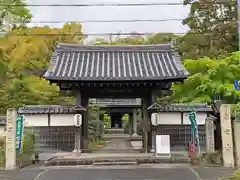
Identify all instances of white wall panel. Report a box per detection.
[50,114,74,126]
[183,112,206,125]
[24,114,48,127]
[153,112,182,125]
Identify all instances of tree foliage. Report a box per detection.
[0,22,84,114]
[171,52,240,104]
[93,33,179,45]
[180,0,237,59]
[0,0,32,32]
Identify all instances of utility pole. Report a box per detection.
[238,0,240,50]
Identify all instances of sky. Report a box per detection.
[27,0,190,40]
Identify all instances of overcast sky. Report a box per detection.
[27,0,189,40]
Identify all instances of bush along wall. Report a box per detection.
[16,130,35,166]
[0,138,4,167]
[0,131,35,167]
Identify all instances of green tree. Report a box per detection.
[180,0,237,59]
[0,23,84,114]
[93,33,180,45]
[170,52,240,103]
[0,0,32,32]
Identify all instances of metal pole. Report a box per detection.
[238,0,240,50]
[195,125,201,154]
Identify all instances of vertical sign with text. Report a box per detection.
[16,115,24,153]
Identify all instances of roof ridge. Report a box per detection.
[55,43,172,52]
[57,43,171,47]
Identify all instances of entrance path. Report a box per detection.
[11,165,237,180]
[103,139,134,151]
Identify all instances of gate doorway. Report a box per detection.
[88,101,143,153]
[43,43,188,153]
[111,113,122,128]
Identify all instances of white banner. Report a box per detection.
[156,135,170,155]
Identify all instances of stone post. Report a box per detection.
[233,108,240,166]
[220,104,234,168]
[5,108,17,170]
[205,117,215,153]
[132,109,138,136]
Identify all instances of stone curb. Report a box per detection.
[44,157,190,166]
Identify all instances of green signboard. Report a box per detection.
[16,115,25,153]
[188,110,200,154]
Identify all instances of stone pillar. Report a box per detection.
[220,104,234,168]
[233,108,240,166]
[205,117,215,153]
[5,108,17,170]
[132,109,138,136]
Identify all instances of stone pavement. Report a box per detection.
[103,139,134,151]
[0,165,237,180]
[192,166,237,180]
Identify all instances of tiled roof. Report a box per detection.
[148,103,212,112]
[44,43,189,81]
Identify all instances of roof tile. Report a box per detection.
[44,43,189,81]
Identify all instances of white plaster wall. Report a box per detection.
[24,114,48,127]
[152,112,182,125]
[50,114,74,126]
[183,112,206,125]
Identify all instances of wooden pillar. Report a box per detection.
[132,109,138,136]
[74,90,82,152]
[81,96,89,151]
[99,114,105,136]
[74,91,89,152]
[128,113,133,135]
[142,97,151,153]
[150,90,158,151]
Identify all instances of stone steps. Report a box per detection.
[93,159,138,166]
[44,157,175,166]
[105,128,124,134]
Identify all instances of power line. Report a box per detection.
[2,32,237,36]
[27,19,183,24]
[0,2,236,7]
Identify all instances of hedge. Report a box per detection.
[0,130,35,167]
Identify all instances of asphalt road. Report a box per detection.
[1,165,236,180]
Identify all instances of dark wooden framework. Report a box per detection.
[44,43,189,152]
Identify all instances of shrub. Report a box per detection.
[201,151,223,165]
[222,169,240,180]
[0,129,35,166]
[17,130,35,165]
[0,138,4,166]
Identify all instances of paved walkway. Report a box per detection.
[103,139,134,151]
